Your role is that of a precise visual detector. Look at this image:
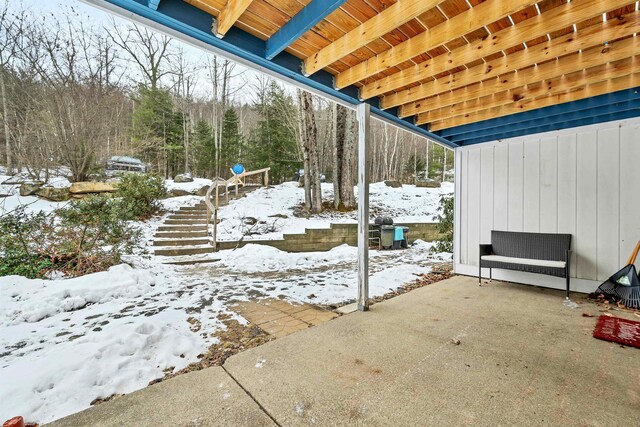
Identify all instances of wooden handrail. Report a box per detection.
[205,167,271,251]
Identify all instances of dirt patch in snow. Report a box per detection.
[161,314,273,382]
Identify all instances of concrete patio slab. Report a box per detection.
[225,276,640,426]
[47,367,275,427]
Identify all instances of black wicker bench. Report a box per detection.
[479,231,572,297]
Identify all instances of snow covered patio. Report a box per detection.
[49,275,640,426]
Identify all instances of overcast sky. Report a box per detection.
[12,0,271,103]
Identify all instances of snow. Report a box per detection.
[1,264,155,325]
[0,174,71,216]
[165,177,212,193]
[218,243,368,274]
[215,181,453,241]
[0,262,226,424]
[1,309,201,424]
[159,195,203,212]
[0,176,453,424]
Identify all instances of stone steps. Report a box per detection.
[157,225,208,232]
[154,245,215,256]
[168,214,209,220]
[153,238,210,247]
[162,257,221,266]
[152,185,263,257]
[155,231,209,239]
[164,218,208,225]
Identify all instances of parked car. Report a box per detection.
[106,156,147,175]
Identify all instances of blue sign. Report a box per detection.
[232,163,245,175]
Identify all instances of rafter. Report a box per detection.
[381,11,640,109]
[265,0,348,60]
[303,0,445,76]
[359,0,634,100]
[215,0,254,37]
[333,0,538,89]
[418,57,639,125]
[400,35,639,118]
[424,62,640,129]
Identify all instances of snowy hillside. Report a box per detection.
[0,174,452,424]
[215,181,453,241]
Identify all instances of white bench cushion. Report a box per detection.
[481,255,565,269]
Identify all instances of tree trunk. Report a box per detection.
[298,90,311,210]
[333,104,356,210]
[299,90,321,212]
[1,72,13,173]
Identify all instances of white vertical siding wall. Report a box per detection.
[454,118,640,293]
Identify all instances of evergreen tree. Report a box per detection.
[191,119,215,177]
[404,154,427,181]
[131,86,183,177]
[249,82,299,183]
[220,107,243,173]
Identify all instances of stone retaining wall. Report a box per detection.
[217,222,441,252]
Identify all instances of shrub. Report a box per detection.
[0,197,140,278]
[0,209,55,278]
[431,194,454,253]
[116,173,166,220]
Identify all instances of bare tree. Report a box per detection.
[109,22,174,90]
[0,1,28,174]
[171,48,199,173]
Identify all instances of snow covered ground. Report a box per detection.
[0,173,72,216]
[215,181,453,241]
[0,174,453,424]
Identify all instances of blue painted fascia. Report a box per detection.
[449,98,640,143]
[457,108,640,145]
[147,0,160,10]
[439,87,640,139]
[94,0,457,148]
[265,0,347,61]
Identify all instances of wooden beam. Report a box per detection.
[427,66,640,129]
[418,56,640,124]
[216,0,254,37]
[357,103,371,312]
[359,0,634,99]
[334,0,538,89]
[401,35,639,118]
[265,0,348,60]
[303,0,444,76]
[382,12,640,109]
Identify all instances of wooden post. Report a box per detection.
[357,103,370,312]
[213,184,219,251]
[264,169,269,187]
[206,199,211,243]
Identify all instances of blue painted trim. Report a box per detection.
[449,98,640,143]
[93,0,457,148]
[439,88,640,139]
[147,0,160,10]
[457,108,640,145]
[265,0,347,61]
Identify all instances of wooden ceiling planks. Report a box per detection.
[183,0,639,131]
[402,34,639,117]
[384,11,640,111]
[303,0,444,75]
[428,62,640,130]
[420,56,639,126]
